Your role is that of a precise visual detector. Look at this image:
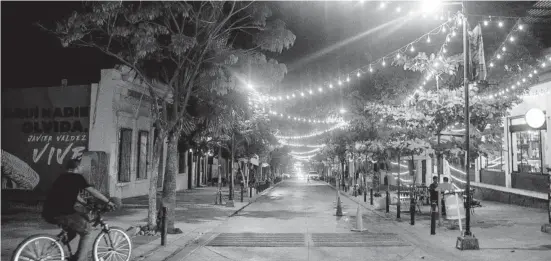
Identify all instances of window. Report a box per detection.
[118,128,133,182]
[137,131,149,180]
[509,114,547,174]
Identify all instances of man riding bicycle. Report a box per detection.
[42,158,116,261]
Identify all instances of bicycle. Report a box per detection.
[11,199,132,261]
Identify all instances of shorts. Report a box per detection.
[54,213,91,235]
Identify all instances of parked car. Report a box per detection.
[308,171,320,180]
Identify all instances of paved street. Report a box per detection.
[165,179,551,261]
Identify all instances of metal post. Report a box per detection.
[430,202,436,235]
[241,183,244,202]
[397,153,401,219]
[462,1,472,236]
[250,186,253,198]
[386,190,390,213]
[410,196,415,225]
[161,207,168,245]
[370,189,373,205]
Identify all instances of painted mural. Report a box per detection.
[1,86,91,193]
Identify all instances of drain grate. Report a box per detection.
[206,233,305,247]
[311,233,410,247]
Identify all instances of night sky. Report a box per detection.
[1,1,542,92]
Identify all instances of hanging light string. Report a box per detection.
[480,55,550,100]
[279,140,326,148]
[267,110,344,124]
[276,121,349,140]
[487,19,525,71]
[262,13,461,104]
[290,148,322,155]
[407,17,530,102]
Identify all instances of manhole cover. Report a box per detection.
[206,233,305,247]
[311,233,409,247]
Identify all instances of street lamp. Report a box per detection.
[424,0,479,249]
[525,108,551,233]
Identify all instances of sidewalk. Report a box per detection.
[0,183,280,261]
[330,182,551,260]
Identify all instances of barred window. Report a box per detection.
[137,131,149,180]
[118,128,132,182]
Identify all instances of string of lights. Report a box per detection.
[262,14,460,104]
[267,110,343,124]
[276,121,349,140]
[480,55,550,100]
[279,140,326,148]
[290,148,322,155]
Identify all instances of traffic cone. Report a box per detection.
[335,190,343,216]
[351,203,367,232]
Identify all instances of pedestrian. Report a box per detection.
[440,177,453,215]
[428,176,439,212]
[42,158,116,261]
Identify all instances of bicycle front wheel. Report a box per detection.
[12,234,65,261]
[93,226,132,261]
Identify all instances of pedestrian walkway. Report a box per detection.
[331,183,551,261]
[1,184,278,261]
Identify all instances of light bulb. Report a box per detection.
[278,96,282,100]
[319,87,323,92]
[357,72,361,77]
[346,77,350,82]
[382,60,386,66]
[309,89,313,94]
[489,62,494,67]
[427,36,431,43]
[529,73,533,77]
[509,36,515,42]
[292,94,295,98]
[443,47,447,53]
[329,84,333,88]
[286,95,290,99]
[522,78,526,82]
[410,45,415,52]
[452,30,456,37]
[379,2,386,9]
[369,66,373,73]
[512,85,516,90]
[497,54,501,59]
[446,36,451,42]
[534,70,538,74]
[483,20,489,26]
[542,63,547,68]
[396,53,401,58]
[301,92,304,96]
[498,21,503,27]
[518,24,524,30]
[502,46,506,52]
[396,6,401,12]
[442,27,447,33]
[338,80,342,85]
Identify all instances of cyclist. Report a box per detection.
[42,158,116,261]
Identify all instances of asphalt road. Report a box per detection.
[178,179,460,261]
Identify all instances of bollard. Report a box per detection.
[364,188,367,202]
[161,207,168,246]
[240,184,244,202]
[250,187,253,198]
[385,190,390,213]
[370,189,373,205]
[430,202,437,235]
[410,197,416,224]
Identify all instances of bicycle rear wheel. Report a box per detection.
[92,226,132,261]
[12,234,65,261]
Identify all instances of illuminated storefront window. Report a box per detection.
[508,114,547,174]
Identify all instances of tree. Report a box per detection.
[45,1,295,232]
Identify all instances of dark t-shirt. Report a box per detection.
[429,183,439,201]
[42,173,91,220]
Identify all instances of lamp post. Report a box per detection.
[421,0,478,249]
[525,108,551,233]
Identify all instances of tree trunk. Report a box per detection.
[162,132,182,234]
[147,134,164,230]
